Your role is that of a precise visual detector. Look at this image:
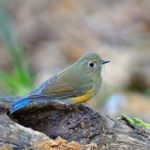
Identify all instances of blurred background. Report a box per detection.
[0,0,149,121]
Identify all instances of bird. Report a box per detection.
[10,53,110,114]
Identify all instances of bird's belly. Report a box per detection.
[73,87,95,103]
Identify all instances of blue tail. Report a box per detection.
[10,97,32,114]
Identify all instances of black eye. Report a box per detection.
[88,62,97,68]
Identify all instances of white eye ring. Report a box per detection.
[88,61,97,68]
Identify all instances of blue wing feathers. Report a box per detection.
[10,97,32,113]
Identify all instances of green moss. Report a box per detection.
[122,115,150,129]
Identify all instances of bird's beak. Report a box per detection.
[101,60,110,65]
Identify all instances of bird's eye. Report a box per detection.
[88,62,97,68]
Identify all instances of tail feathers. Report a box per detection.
[10,97,32,114]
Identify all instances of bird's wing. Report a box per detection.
[28,84,86,101]
[28,74,87,100]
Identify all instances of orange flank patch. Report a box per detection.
[73,87,95,103]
